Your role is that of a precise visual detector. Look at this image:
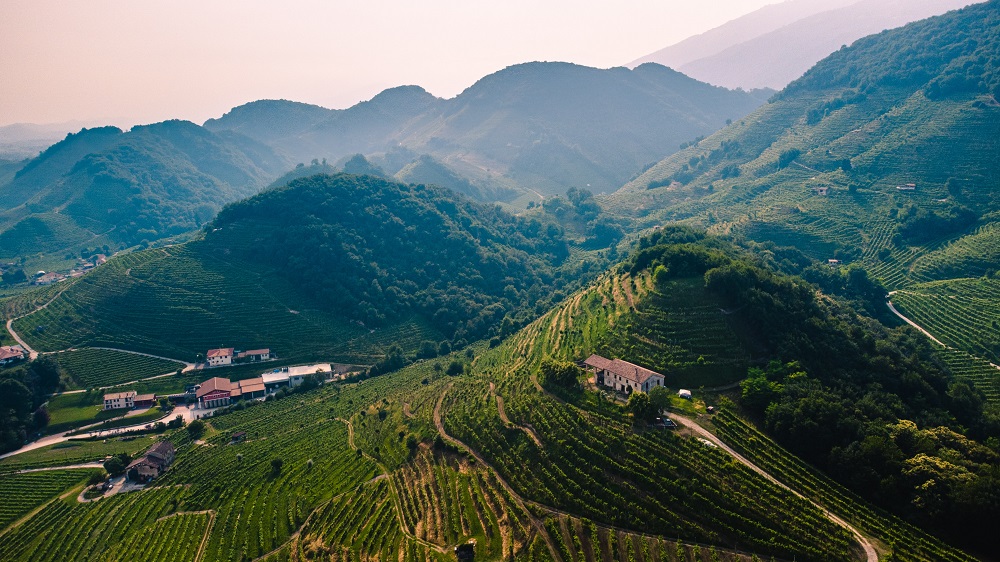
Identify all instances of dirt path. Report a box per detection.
[434,383,563,562]
[491,382,542,447]
[334,416,447,554]
[672,415,878,562]
[885,297,947,347]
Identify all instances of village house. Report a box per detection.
[126,441,175,483]
[896,183,917,191]
[206,347,235,367]
[33,271,65,285]
[196,377,233,408]
[236,348,273,363]
[584,354,665,393]
[104,390,137,410]
[195,376,267,408]
[0,345,27,366]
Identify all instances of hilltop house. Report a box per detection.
[206,347,234,367]
[126,441,175,483]
[104,391,137,410]
[584,354,665,393]
[0,345,27,366]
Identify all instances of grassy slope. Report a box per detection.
[8,244,441,363]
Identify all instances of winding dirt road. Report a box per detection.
[673,415,878,562]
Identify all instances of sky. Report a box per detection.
[0,0,781,128]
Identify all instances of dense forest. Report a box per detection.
[0,358,60,454]
[209,173,599,344]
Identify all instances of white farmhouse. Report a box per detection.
[584,354,665,393]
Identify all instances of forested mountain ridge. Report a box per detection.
[0,120,287,270]
[205,62,771,198]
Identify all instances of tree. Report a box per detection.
[158,397,173,412]
[538,359,583,391]
[271,458,284,476]
[627,392,657,423]
[187,419,205,439]
[649,386,672,412]
[446,360,465,377]
[104,454,131,477]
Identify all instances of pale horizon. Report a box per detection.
[0,0,784,128]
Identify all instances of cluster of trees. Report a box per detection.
[211,173,579,343]
[627,229,1000,548]
[0,357,61,454]
[538,187,624,246]
[894,202,978,244]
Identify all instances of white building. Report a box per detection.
[104,391,137,410]
[206,347,234,367]
[584,354,665,393]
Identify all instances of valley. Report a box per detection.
[3,1,1000,561]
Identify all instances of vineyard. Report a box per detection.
[710,409,977,562]
[108,511,212,562]
[0,469,91,530]
[52,348,184,389]
[892,278,1000,362]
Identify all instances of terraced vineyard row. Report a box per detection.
[711,409,977,562]
[910,223,1000,281]
[892,278,1000,362]
[0,470,92,530]
[53,348,184,389]
[0,486,182,561]
[939,348,1000,404]
[442,374,857,562]
[539,513,767,562]
[109,511,211,562]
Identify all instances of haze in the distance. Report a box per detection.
[1,0,780,128]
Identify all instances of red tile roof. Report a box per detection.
[196,377,232,398]
[0,346,26,361]
[584,354,663,385]
[206,348,234,358]
[238,349,270,357]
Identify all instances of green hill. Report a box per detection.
[0,120,288,269]
[607,0,1000,362]
[8,173,597,362]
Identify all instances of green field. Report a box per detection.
[46,392,126,434]
[53,348,184,389]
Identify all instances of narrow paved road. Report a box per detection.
[13,462,104,474]
[885,297,947,347]
[672,415,878,562]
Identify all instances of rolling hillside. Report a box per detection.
[206,62,771,197]
[7,173,600,363]
[0,121,288,270]
[2,230,989,561]
[608,0,1000,362]
[630,0,979,90]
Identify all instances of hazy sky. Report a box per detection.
[1,0,781,127]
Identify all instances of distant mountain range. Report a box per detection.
[0,62,769,268]
[630,0,979,90]
[205,62,771,198]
